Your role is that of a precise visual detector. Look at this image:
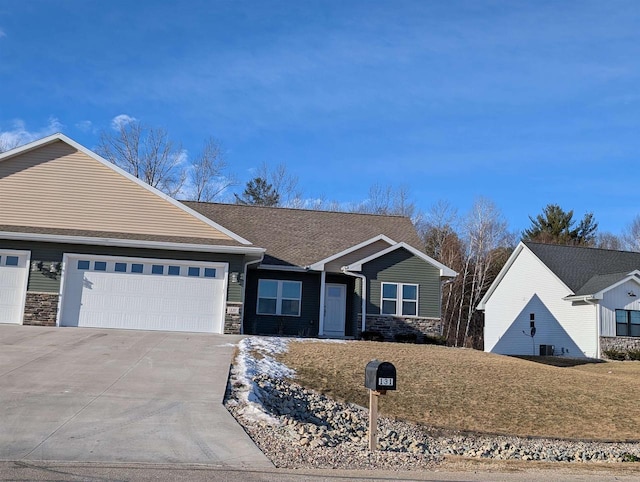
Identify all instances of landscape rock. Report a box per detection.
[225,372,640,470]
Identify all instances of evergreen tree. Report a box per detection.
[234,177,280,206]
[522,204,598,246]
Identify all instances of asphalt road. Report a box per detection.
[0,461,638,482]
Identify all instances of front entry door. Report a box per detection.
[324,283,346,337]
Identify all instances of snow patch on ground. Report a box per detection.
[227,336,296,424]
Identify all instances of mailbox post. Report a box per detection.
[364,360,396,451]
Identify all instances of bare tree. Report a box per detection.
[0,136,20,153]
[356,184,416,218]
[97,121,186,197]
[622,215,640,252]
[255,162,302,207]
[438,198,513,348]
[596,232,624,251]
[188,137,234,202]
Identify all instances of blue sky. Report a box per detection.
[1,0,639,236]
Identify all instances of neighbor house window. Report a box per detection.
[257,279,302,316]
[616,309,640,337]
[381,282,418,317]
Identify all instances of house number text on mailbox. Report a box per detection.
[364,360,397,392]
[378,377,394,387]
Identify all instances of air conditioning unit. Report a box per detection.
[539,344,554,356]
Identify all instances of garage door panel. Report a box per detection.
[61,255,227,333]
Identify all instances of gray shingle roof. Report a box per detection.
[183,202,423,267]
[525,242,640,295]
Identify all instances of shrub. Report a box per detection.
[394,333,418,344]
[622,452,640,462]
[627,348,640,361]
[423,334,447,346]
[603,348,627,361]
[361,330,385,342]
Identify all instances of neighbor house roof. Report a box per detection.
[525,241,640,294]
[478,241,640,310]
[183,202,424,267]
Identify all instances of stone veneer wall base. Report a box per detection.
[600,336,640,357]
[23,292,59,327]
[360,314,443,342]
[224,302,243,334]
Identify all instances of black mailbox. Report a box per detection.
[365,360,396,391]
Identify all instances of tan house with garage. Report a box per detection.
[0,133,456,340]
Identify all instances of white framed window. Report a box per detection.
[381,282,418,317]
[257,279,302,316]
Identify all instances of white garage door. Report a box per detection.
[60,254,228,333]
[0,249,30,324]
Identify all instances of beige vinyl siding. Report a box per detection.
[324,239,392,272]
[362,248,441,318]
[0,141,232,241]
[0,239,245,302]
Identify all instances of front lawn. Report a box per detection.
[276,341,640,441]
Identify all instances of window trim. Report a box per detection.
[257,279,302,317]
[380,282,419,317]
[615,309,640,337]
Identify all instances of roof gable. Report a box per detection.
[309,235,395,271]
[0,134,250,246]
[525,242,640,293]
[184,202,426,267]
[344,242,458,277]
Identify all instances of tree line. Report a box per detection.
[7,121,640,349]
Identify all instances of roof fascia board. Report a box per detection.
[257,264,308,272]
[0,133,253,246]
[0,231,265,255]
[308,234,396,270]
[344,242,457,277]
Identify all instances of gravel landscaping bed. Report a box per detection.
[224,338,640,470]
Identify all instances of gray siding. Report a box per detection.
[0,240,245,302]
[244,270,321,336]
[362,248,441,318]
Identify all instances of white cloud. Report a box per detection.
[111,114,137,130]
[0,29,6,39]
[0,117,63,151]
[75,120,93,132]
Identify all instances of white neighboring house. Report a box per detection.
[478,242,640,359]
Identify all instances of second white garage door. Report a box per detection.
[59,254,228,333]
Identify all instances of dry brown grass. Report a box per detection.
[276,341,640,441]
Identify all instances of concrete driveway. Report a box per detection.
[0,325,272,467]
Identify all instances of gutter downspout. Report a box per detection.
[241,256,264,335]
[341,268,367,335]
